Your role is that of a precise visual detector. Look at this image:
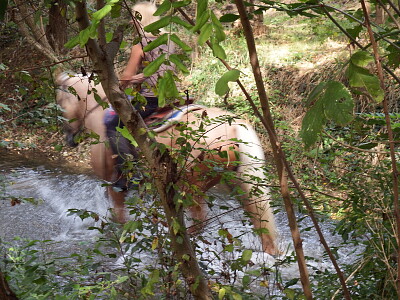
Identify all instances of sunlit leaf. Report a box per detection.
[350,51,373,67]
[170,34,192,51]
[144,16,170,33]
[321,81,353,125]
[242,249,252,262]
[154,0,171,16]
[300,98,326,149]
[218,288,226,300]
[143,53,166,76]
[116,126,138,147]
[192,10,210,32]
[169,54,189,74]
[198,23,212,45]
[211,42,226,59]
[215,69,240,95]
[92,4,112,21]
[143,33,168,52]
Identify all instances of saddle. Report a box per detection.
[144,103,205,133]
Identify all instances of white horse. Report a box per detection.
[56,72,278,255]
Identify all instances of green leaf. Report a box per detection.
[172,0,191,9]
[198,23,212,45]
[242,275,250,287]
[220,13,240,22]
[242,249,252,262]
[346,24,362,40]
[65,35,80,49]
[197,0,208,18]
[158,71,179,106]
[213,22,226,43]
[0,0,7,21]
[192,10,210,32]
[215,69,240,96]
[347,64,384,103]
[143,53,166,77]
[170,34,192,51]
[79,28,91,47]
[144,16,170,33]
[218,288,226,300]
[106,32,113,43]
[223,244,234,252]
[169,54,189,74]
[211,42,226,59]
[350,51,373,67]
[300,100,326,149]
[321,81,353,125]
[301,81,355,148]
[94,93,109,109]
[172,218,180,235]
[157,75,167,107]
[116,127,138,147]
[92,4,112,21]
[306,81,326,106]
[110,3,121,18]
[387,43,400,68]
[154,0,171,16]
[170,16,193,30]
[143,33,168,52]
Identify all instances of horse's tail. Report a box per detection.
[235,123,268,193]
[55,71,75,87]
[235,123,278,253]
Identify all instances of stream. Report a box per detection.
[0,147,362,296]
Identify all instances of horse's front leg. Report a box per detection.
[108,187,128,223]
[185,168,221,234]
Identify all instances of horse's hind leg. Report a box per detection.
[185,172,221,234]
[235,181,277,255]
[242,194,277,255]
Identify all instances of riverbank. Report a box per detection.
[1,126,92,174]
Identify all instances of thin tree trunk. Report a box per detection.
[360,0,400,296]
[179,4,352,299]
[0,271,18,300]
[47,0,68,54]
[13,0,59,62]
[233,1,313,299]
[74,2,212,298]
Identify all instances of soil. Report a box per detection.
[0,29,92,171]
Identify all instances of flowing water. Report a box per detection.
[0,147,362,296]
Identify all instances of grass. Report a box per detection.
[187,10,349,110]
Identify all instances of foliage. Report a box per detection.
[0,237,129,299]
[2,0,400,298]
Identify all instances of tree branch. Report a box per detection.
[74,2,212,298]
[360,0,400,295]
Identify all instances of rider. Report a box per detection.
[104,1,176,190]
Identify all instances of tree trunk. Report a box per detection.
[47,0,68,54]
[0,271,18,300]
[74,2,212,298]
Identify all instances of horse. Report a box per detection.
[55,72,278,255]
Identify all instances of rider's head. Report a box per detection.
[131,2,160,36]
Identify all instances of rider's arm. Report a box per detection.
[120,44,144,90]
